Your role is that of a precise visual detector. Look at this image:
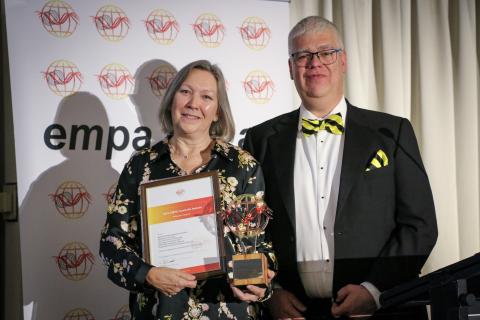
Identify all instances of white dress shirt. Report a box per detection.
[292,98,381,307]
[294,99,346,298]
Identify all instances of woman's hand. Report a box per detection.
[230,269,275,302]
[146,267,197,297]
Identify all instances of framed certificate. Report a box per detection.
[140,171,226,280]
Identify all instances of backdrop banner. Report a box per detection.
[4,0,291,318]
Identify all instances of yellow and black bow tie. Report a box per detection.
[301,113,345,137]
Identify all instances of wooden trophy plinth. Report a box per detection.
[231,252,268,288]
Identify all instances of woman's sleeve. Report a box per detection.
[99,155,154,292]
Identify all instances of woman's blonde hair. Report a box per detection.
[159,60,235,141]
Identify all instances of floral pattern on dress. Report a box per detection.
[100,139,277,320]
[108,189,132,215]
[217,170,238,210]
[182,297,210,320]
[166,162,183,176]
[214,141,257,171]
[237,149,257,171]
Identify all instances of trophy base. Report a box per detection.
[231,252,268,288]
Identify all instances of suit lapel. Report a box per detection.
[269,109,299,229]
[336,105,378,216]
[267,105,379,230]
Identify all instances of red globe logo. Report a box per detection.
[97,63,135,99]
[145,9,179,45]
[49,181,91,219]
[43,60,83,96]
[93,5,130,42]
[63,308,95,320]
[43,60,83,97]
[243,70,275,104]
[148,64,177,98]
[239,17,271,50]
[37,0,79,38]
[193,13,225,48]
[111,305,130,320]
[55,242,95,281]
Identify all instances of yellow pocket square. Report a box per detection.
[366,149,388,171]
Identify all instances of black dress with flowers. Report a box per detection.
[99,138,277,320]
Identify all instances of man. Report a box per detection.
[243,16,437,319]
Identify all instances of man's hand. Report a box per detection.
[266,288,307,319]
[331,284,376,318]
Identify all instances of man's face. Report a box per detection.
[289,30,346,104]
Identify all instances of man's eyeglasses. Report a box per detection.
[290,48,343,67]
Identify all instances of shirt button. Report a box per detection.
[320,140,324,143]
[320,166,324,170]
[323,226,326,230]
[321,196,325,199]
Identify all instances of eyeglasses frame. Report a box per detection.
[290,48,343,67]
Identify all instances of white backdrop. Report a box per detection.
[5,0,291,319]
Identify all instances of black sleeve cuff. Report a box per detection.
[134,262,155,293]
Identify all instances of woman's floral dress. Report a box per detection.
[100,138,277,320]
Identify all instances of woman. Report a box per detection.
[100,60,276,319]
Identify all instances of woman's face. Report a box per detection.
[171,68,219,139]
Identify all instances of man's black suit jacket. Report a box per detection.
[243,101,438,306]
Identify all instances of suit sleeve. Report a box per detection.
[242,129,256,159]
[367,119,438,291]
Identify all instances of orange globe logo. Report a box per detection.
[193,13,225,48]
[145,9,179,45]
[43,60,83,96]
[37,0,79,38]
[55,242,95,281]
[243,70,275,104]
[148,64,177,98]
[93,5,130,42]
[111,305,130,320]
[97,63,135,99]
[63,308,95,320]
[49,181,91,219]
[239,17,271,50]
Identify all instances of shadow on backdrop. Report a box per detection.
[19,92,126,319]
[129,59,177,144]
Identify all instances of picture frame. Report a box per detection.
[140,171,226,280]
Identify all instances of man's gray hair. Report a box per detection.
[288,16,344,54]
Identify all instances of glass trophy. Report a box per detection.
[223,193,272,288]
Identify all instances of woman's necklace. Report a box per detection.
[170,145,193,160]
[177,151,191,159]
[169,138,213,160]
